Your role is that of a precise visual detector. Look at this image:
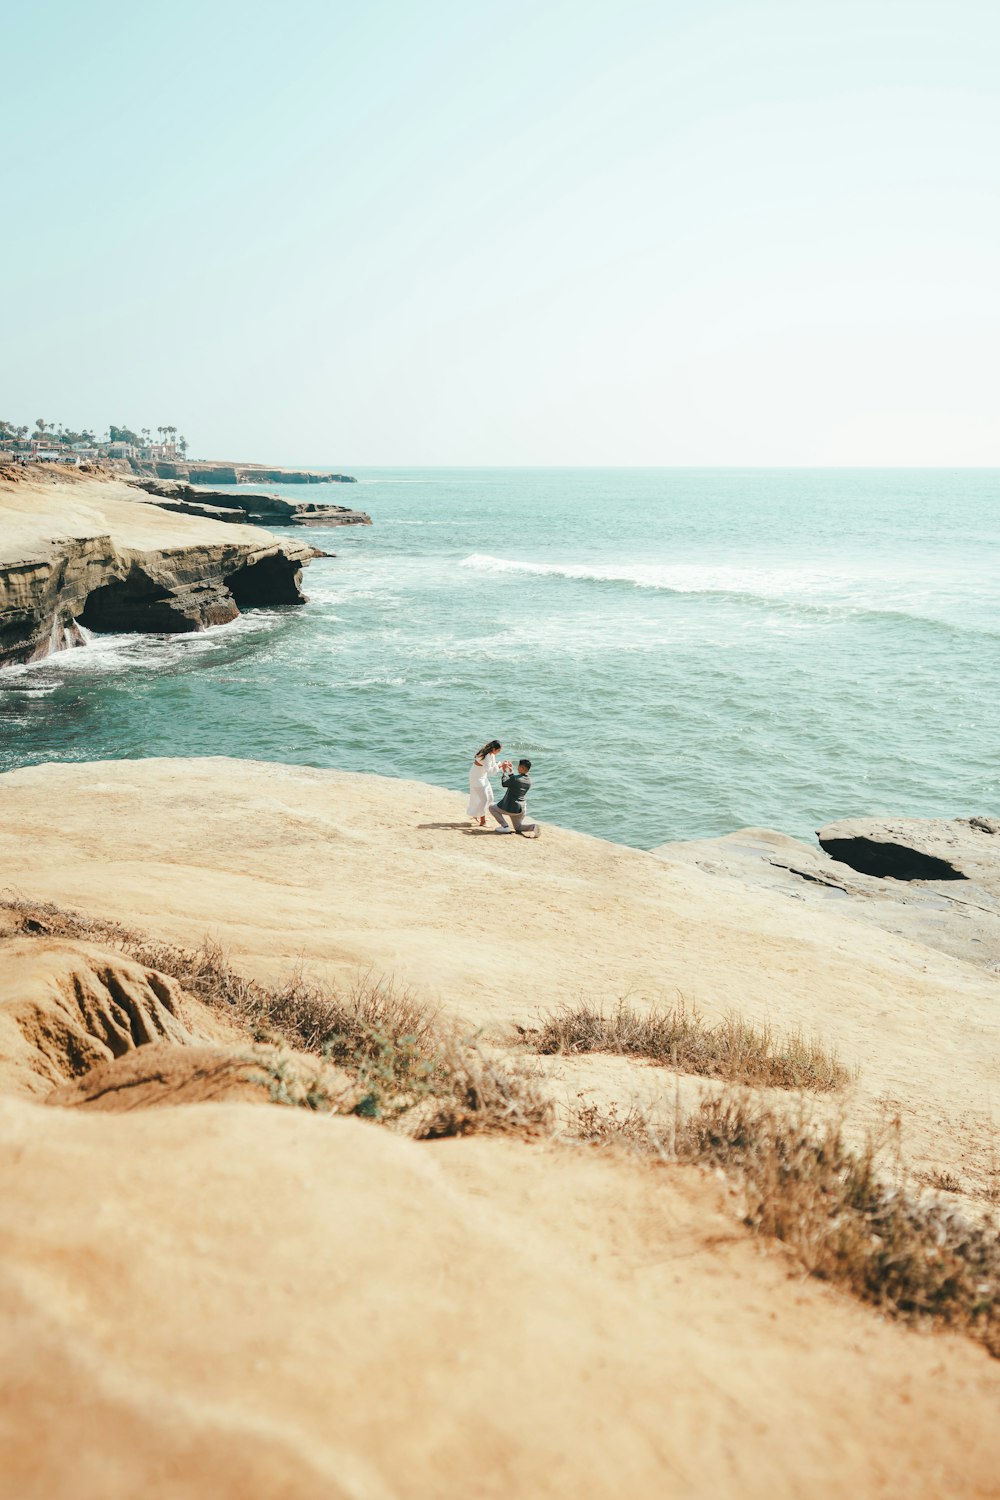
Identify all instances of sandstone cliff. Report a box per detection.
[135,459,357,484]
[0,469,318,667]
[128,475,373,527]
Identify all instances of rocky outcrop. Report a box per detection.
[0,472,318,667]
[0,936,200,1098]
[1,533,312,664]
[135,460,357,485]
[816,815,1000,883]
[128,476,372,528]
[655,817,1000,971]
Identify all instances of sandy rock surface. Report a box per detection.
[1,1098,999,1500]
[0,469,277,558]
[1,757,998,1199]
[0,931,230,1098]
[45,1038,361,1114]
[2,758,999,1497]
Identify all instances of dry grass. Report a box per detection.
[1,896,550,1139]
[5,894,997,1356]
[524,998,849,1090]
[571,1092,1000,1358]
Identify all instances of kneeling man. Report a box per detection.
[490,758,539,837]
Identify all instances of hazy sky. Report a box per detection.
[2,0,997,465]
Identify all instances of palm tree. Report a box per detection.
[179,435,188,457]
[35,418,47,434]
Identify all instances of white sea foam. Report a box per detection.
[1,609,286,683]
[456,553,999,637]
[459,553,846,600]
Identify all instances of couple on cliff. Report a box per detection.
[467,740,539,837]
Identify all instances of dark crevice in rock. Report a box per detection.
[770,860,849,891]
[225,553,305,606]
[817,837,968,882]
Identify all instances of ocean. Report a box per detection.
[2,467,998,850]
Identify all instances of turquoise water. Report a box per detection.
[2,468,998,849]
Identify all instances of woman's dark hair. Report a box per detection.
[475,739,502,759]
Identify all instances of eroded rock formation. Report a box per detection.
[0,471,318,667]
[655,816,1000,971]
[135,460,357,484]
[0,934,199,1098]
[816,815,997,882]
[129,476,373,527]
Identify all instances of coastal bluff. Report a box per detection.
[137,458,357,485]
[129,475,373,527]
[0,758,998,1498]
[0,468,318,667]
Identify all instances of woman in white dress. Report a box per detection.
[467,739,503,826]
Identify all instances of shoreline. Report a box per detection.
[0,468,319,668]
[128,458,357,485]
[0,746,996,975]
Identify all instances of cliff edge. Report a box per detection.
[128,475,373,527]
[0,468,318,667]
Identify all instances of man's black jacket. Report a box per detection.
[497,772,531,814]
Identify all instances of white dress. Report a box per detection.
[467,754,500,818]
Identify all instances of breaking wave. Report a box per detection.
[458,554,994,637]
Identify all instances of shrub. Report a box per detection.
[526,998,849,1090]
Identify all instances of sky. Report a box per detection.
[1,0,998,466]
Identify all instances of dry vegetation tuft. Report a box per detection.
[525,998,849,1090]
[1,896,550,1139]
[571,1092,1000,1358]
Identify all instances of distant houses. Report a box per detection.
[0,421,189,468]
